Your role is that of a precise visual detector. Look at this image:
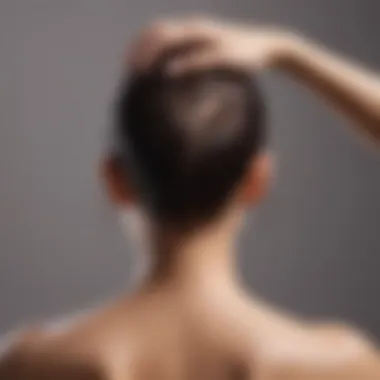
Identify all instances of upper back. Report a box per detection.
[0,294,379,380]
[0,292,258,380]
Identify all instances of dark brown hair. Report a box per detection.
[112,63,266,228]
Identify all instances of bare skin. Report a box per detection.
[1,16,380,380]
[129,17,380,143]
[1,216,379,380]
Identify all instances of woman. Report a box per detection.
[0,16,380,380]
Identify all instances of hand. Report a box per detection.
[129,17,296,75]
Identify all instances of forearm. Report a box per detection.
[279,34,380,143]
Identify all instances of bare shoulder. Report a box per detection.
[263,321,380,380]
[0,305,120,380]
[0,327,110,380]
[0,299,140,380]
[268,351,380,380]
[312,320,378,353]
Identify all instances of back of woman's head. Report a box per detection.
[112,64,266,228]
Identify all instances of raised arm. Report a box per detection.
[281,35,380,143]
[130,17,380,144]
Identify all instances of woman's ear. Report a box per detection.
[100,156,135,206]
[239,152,274,205]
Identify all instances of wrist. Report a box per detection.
[271,31,307,70]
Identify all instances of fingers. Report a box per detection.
[166,50,226,75]
[128,21,178,70]
[129,19,215,72]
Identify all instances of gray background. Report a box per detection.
[1,0,380,338]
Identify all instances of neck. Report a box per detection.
[128,209,246,293]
